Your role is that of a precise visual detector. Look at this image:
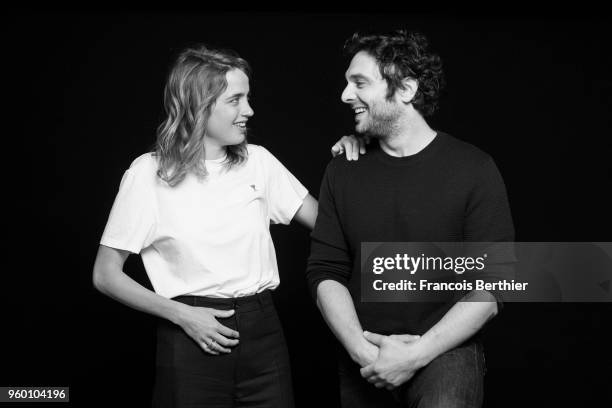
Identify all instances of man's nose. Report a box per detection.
[341,84,354,104]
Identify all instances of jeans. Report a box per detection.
[338,340,485,408]
[152,290,294,408]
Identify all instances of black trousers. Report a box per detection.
[152,290,294,408]
[337,340,485,408]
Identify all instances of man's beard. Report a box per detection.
[356,102,401,139]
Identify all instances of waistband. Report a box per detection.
[172,290,274,312]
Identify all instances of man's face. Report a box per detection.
[206,69,254,149]
[341,51,402,138]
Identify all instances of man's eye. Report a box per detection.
[355,82,365,88]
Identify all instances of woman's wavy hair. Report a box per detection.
[344,30,445,117]
[155,45,250,187]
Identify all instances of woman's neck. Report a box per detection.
[205,145,227,160]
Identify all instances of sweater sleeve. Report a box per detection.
[462,156,517,309]
[305,161,353,300]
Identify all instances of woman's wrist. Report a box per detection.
[166,300,189,326]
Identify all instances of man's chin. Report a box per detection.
[355,124,367,134]
[356,124,379,138]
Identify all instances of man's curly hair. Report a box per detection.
[344,30,445,117]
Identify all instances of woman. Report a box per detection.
[93,45,361,407]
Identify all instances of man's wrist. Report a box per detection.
[347,341,365,362]
[410,338,437,369]
[347,337,373,365]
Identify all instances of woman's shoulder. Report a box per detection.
[127,152,158,171]
[124,152,159,182]
[246,144,280,164]
[245,143,270,165]
[246,143,267,156]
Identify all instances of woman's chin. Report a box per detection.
[231,132,247,145]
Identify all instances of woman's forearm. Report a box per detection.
[93,245,187,325]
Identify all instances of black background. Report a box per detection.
[3,11,611,407]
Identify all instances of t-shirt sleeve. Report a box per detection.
[100,164,157,254]
[259,146,308,225]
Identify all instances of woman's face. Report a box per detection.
[205,69,254,153]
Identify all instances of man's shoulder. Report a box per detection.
[327,154,354,169]
[438,132,494,168]
[324,151,377,178]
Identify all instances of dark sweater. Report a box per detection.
[306,132,515,335]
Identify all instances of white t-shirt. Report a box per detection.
[100,144,308,299]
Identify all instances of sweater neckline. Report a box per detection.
[373,131,444,166]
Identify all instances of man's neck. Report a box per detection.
[378,113,437,157]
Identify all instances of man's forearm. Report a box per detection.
[316,280,377,366]
[417,290,498,366]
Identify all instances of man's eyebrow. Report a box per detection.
[347,73,370,82]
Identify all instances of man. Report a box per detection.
[307,30,515,407]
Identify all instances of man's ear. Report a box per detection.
[398,78,418,104]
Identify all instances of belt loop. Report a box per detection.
[257,292,264,309]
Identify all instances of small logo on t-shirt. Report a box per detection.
[250,184,257,191]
